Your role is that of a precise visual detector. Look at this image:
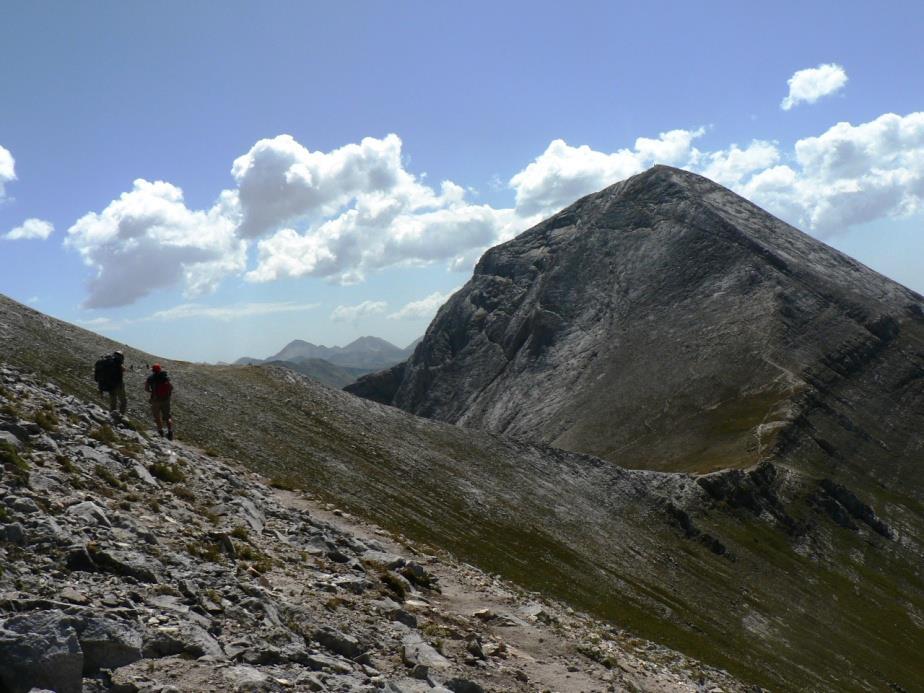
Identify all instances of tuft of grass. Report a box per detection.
[200,507,220,525]
[56,454,75,473]
[35,407,59,432]
[379,571,408,601]
[0,440,29,472]
[269,474,302,491]
[173,486,196,502]
[95,464,124,489]
[0,403,19,418]
[186,540,224,564]
[230,525,249,541]
[89,424,118,445]
[150,462,186,483]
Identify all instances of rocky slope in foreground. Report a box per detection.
[1,293,922,691]
[0,363,741,693]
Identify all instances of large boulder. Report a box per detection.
[0,610,84,693]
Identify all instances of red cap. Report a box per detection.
[152,364,162,373]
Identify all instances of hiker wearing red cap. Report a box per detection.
[145,364,174,439]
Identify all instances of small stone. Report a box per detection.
[59,587,89,605]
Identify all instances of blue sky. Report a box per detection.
[2,1,922,362]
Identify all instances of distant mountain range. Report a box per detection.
[234,336,420,387]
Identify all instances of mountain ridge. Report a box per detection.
[347,165,924,490]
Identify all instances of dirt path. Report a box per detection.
[272,488,717,693]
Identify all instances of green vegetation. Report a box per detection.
[89,424,118,445]
[150,462,186,483]
[186,540,224,564]
[35,405,59,432]
[94,464,124,489]
[172,486,196,502]
[0,440,28,473]
[269,475,302,491]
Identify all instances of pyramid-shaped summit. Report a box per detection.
[349,165,924,486]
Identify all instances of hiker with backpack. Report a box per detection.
[94,350,126,415]
[145,364,174,439]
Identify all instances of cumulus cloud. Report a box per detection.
[240,135,522,284]
[149,301,319,322]
[65,179,246,308]
[232,134,407,239]
[0,145,14,200]
[701,141,780,187]
[330,300,387,323]
[781,63,848,111]
[4,218,54,241]
[509,128,705,217]
[389,289,459,320]
[742,112,924,234]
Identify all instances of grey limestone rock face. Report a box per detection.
[0,610,84,693]
[348,165,924,485]
[77,616,143,673]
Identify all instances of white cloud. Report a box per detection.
[0,145,14,200]
[509,128,704,217]
[149,301,319,322]
[241,135,522,284]
[330,300,387,323]
[65,179,246,308]
[389,289,459,320]
[231,134,407,239]
[743,112,924,234]
[4,218,54,241]
[781,63,848,111]
[701,141,780,187]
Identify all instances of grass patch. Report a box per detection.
[94,464,125,489]
[150,462,186,483]
[56,455,76,473]
[379,571,408,601]
[0,403,19,418]
[35,406,59,432]
[186,540,224,564]
[269,474,302,491]
[0,440,28,472]
[173,486,196,502]
[89,424,118,445]
[230,525,249,541]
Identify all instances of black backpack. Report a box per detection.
[94,355,121,390]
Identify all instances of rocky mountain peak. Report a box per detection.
[348,166,924,486]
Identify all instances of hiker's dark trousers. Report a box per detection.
[103,383,126,414]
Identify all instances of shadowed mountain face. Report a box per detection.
[348,165,924,491]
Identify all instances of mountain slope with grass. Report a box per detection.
[2,263,923,689]
[3,362,738,692]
